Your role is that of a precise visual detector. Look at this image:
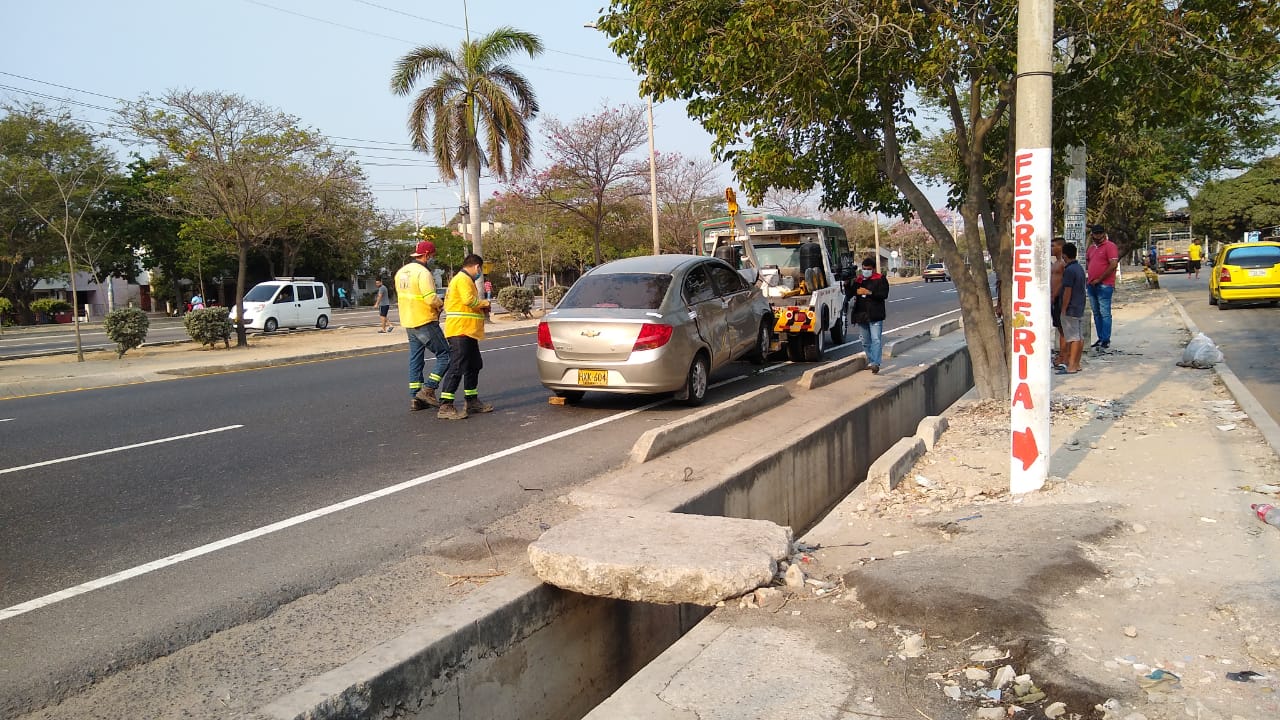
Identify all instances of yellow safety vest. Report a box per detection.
[394,261,441,328]
[443,272,486,340]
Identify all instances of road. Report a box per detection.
[1160,270,1280,425]
[0,308,387,360]
[0,279,964,714]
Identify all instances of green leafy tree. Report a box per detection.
[391,27,544,269]
[98,157,185,310]
[121,90,366,346]
[1191,157,1280,245]
[600,0,1280,399]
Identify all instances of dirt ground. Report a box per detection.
[753,285,1280,720]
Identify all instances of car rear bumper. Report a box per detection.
[536,346,692,394]
[1218,283,1280,302]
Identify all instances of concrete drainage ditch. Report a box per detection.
[262,328,973,720]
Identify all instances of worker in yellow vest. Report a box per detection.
[395,240,450,412]
[437,254,493,420]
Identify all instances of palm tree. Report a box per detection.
[391,28,543,263]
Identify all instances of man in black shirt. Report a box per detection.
[847,257,890,373]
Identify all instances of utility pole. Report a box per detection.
[1009,0,1054,494]
[647,99,661,255]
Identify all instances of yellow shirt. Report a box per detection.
[1188,243,1202,261]
[394,261,442,328]
[443,271,488,339]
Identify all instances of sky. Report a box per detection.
[2,0,731,225]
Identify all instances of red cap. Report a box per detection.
[412,240,436,257]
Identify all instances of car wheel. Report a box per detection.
[1218,299,1229,311]
[1209,291,1217,306]
[680,353,710,406]
[748,319,772,365]
[264,317,278,333]
[316,315,329,329]
[829,307,846,344]
[802,331,824,362]
[554,390,585,403]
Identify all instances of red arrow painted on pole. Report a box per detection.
[1012,427,1038,471]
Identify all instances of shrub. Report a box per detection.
[183,307,233,348]
[496,285,535,318]
[545,285,569,307]
[30,298,72,321]
[104,307,150,358]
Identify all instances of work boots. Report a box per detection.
[414,387,442,408]
[465,398,494,414]
[437,403,469,420]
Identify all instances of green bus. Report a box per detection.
[697,214,849,265]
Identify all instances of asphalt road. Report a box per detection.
[0,279,965,714]
[1160,270,1280,425]
[0,308,387,359]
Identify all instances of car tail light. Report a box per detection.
[537,321,555,349]
[1219,267,1232,283]
[632,323,674,352]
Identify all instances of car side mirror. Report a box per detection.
[739,268,759,285]
[839,253,855,278]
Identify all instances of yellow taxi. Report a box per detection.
[1210,240,1280,310]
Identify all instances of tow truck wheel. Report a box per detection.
[786,339,805,362]
[829,307,847,344]
[802,331,824,362]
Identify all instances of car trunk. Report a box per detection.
[544,309,659,362]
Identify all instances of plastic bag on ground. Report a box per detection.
[1177,333,1223,369]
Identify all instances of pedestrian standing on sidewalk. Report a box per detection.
[1051,236,1066,369]
[395,241,451,412]
[848,256,890,374]
[438,254,493,420]
[1085,225,1119,350]
[1188,238,1203,279]
[336,286,350,309]
[373,278,392,333]
[1058,243,1086,374]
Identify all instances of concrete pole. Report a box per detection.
[1009,0,1054,494]
[647,98,661,255]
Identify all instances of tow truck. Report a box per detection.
[710,189,849,361]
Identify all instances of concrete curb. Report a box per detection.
[797,353,867,390]
[629,385,791,463]
[930,318,962,338]
[1166,292,1280,460]
[866,436,926,493]
[157,344,401,377]
[884,330,930,358]
[915,415,949,451]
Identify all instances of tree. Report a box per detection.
[1190,157,1280,245]
[601,0,1280,399]
[1,110,66,324]
[525,104,654,265]
[656,154,721,254]
[0,103,115,360]
[98,157,185,310]
[391,26,544,270]
[121,90,367,346]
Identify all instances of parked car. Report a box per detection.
[922,263,950,282]
[229,278,331,332]
[536,255,774,405]
[1209,241,1280,310]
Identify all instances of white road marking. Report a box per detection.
[883,309,963,334]
[0,418,13,422]
[0,425,244,477]
[0,377,749,621]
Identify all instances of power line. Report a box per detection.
[244,0,636,81]
[348,0,628,67]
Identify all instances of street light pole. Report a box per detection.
[646,98,660,255]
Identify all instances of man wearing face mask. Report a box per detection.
[396,240,451,412]
[848,256,890,373]
[437,254,493,420]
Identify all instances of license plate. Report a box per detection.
[578,369,609,386]
[1249,269,1267,277]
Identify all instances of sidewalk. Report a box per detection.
[0,314,541,400]
[587,282,1280,720]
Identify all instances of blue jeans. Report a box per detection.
[407,322,450,397]
[857,320,883,367]
[1086,283,1114,344]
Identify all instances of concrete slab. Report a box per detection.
[528,510,792,606]
[915,415,949,451]
[629,385,790,463]
[797,352,868,390]
[884,330,931,358]
[867,436,925,492]
[931,318,962,337]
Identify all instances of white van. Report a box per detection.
[231,278,331,332]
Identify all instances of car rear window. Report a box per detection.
[1225,246,1280,269]
[559,273,672,310]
